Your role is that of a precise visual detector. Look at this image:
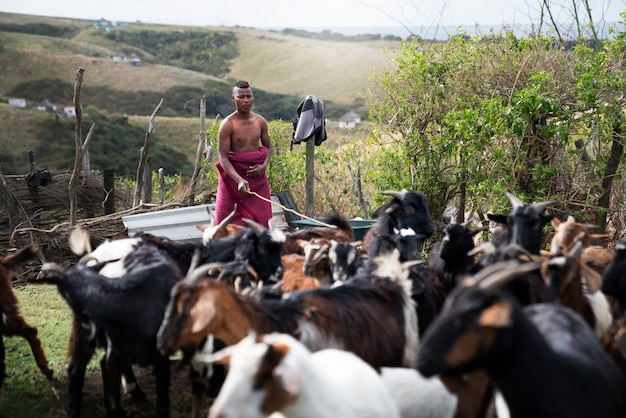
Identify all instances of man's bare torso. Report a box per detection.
[227,112,263,153]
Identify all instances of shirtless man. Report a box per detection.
[215,80,273,227]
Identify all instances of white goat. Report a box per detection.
[196,332,401,418]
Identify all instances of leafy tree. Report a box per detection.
[366,21,626,232]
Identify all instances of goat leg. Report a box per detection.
[154,354,171,418]
[4,316,52,379]
[100,354,126,418]
[121,361,147,402]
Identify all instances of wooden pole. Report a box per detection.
[142,156,152,203]
[305,139,315,216]
[133,98,163,206]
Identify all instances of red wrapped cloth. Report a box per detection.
[215,146,273,227]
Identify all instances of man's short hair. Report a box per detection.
[234,80,250,89]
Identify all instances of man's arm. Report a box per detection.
[259,117,271,170]
[218,119,249,191]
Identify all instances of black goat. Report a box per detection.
[602,239,626,312]
[63,220,284,418]
[476,192,558,305]
[417,259,626,418]
[364,190,435,259]
[486,192,558,256]
[427,222,488,293]
[38,241,184,418]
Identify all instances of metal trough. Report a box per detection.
[122,197,287,243]
[122,204,215,243]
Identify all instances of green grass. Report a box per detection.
[2,284,76,418]
[2,282,198,418]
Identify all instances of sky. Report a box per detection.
[1,0,624,37]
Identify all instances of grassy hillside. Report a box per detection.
[0,12,401,107]
[228,27,399,106]
[0,11,401,176]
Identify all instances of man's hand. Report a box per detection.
[238,180,250,193]
[246,164,264,178]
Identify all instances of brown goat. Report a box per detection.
[197,204,244,244]
[158,268,419,370]
[301,238,334,286]
[280,253,321,293]
[0,245,53,382]
[283,215,354,255]
[549,215,612,275]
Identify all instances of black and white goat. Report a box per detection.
[197,332,403,418]
[417,259,626,418]
[64,220,284,418]
[38,241,184,418]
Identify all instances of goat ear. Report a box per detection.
[478,300,513,328]
[580,263,603,294]
[69,226,92,255]
[272,343,302,396]
[486,213,507,225]
[190,291,217,334]
[194,346,233,365]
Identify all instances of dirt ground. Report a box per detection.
[49,361,209,418]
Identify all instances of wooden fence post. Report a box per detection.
[103,169,115,215]
[142,156,152,204]
[305,140,315,216]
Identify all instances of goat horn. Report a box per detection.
[242,218,267,236]
[502,243,534,259]
[530,199,558,213]
[476,260,542,293]
[473,259,521,283]
[187,262,227,283]
[216,204,238,230]
[470,226,490,236]
[505,192,525,210]
[381,189,408,201]
[184,248,202,280]
[566,237,585,259]
[467,241,496,257]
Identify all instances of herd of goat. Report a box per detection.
[1,189,626,418]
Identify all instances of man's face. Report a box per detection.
[233,87,254,111]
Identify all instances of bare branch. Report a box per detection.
[133,98,164,207]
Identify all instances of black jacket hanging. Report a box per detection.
[293,95,327,148]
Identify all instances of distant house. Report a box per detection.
[36,100,57,112]
[63,106,76,117]
[8,98,27,109]
[338,111,362,129]
[93,18,116,32]
[128,53,142,66]
[112,52,127,61]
